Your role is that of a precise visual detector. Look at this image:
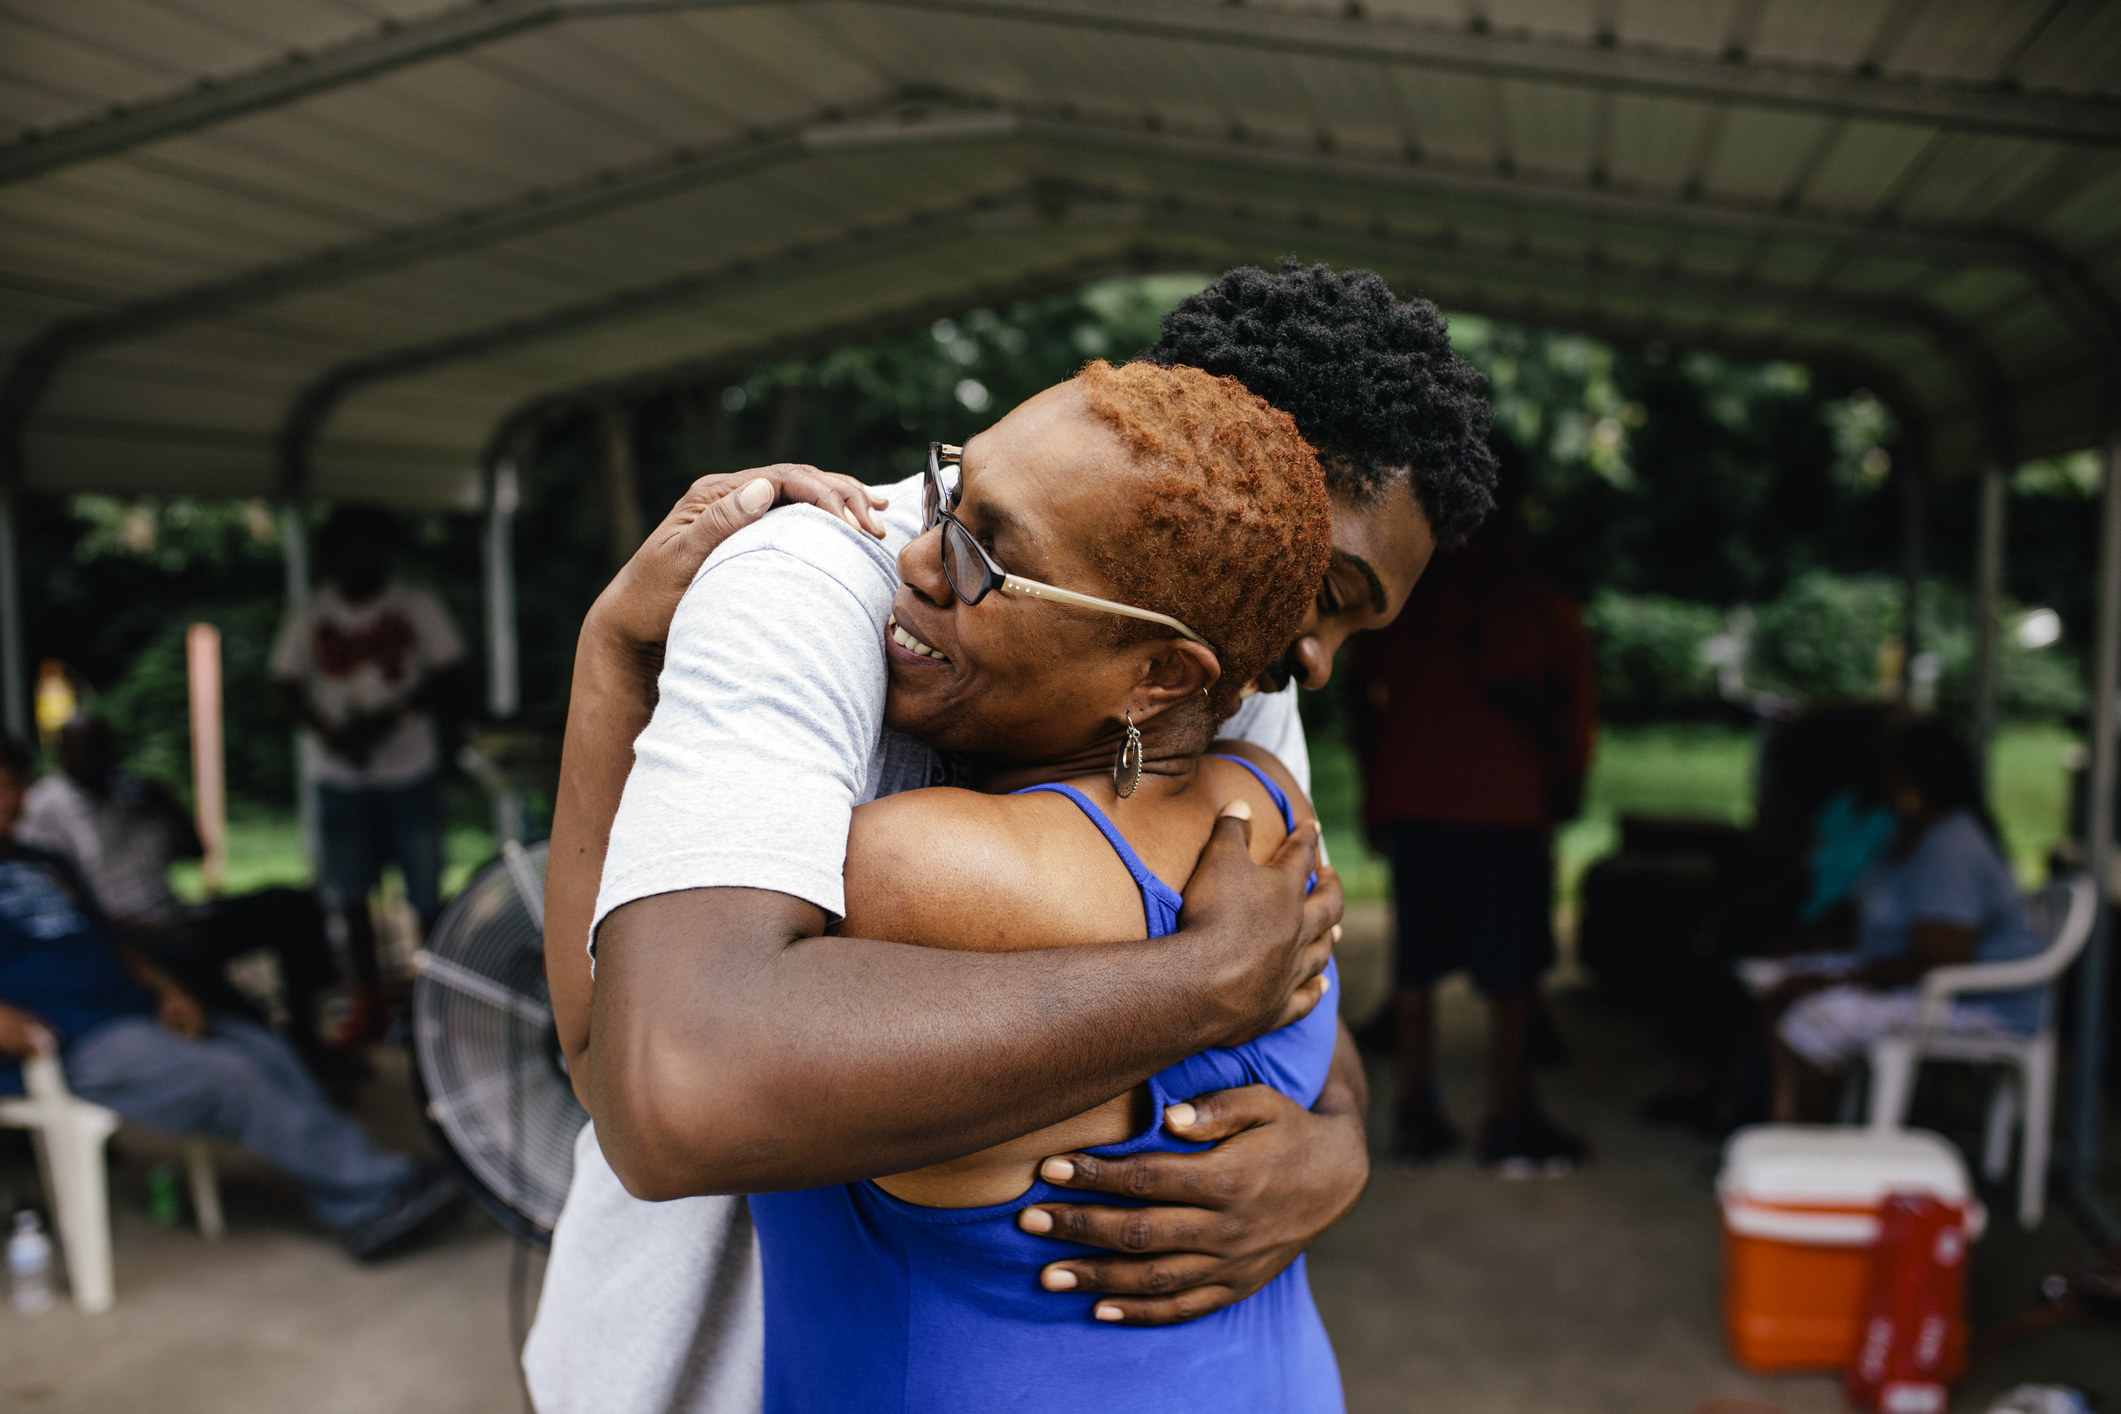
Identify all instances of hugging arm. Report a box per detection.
[548,469,1333,1198]
[550,471,1357,1320]
[589,811,1326,1198]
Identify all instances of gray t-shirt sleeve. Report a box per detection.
[593,507,900,940]
[1220,681,1311,799]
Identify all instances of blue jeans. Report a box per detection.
[318,774,443,921]
[64,1015,417,1229]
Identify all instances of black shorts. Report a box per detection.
[1382,820,1556,997]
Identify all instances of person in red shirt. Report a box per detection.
[1347,437,1595,1173]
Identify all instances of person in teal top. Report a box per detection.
[1770,717,2043,1120]
[1798,788,1899,924]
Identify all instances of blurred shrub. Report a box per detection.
[1987,625,2086,718]
[97,597,292,811]
[1746,572,1903,701]
[1585,592,1723,722]
[1588,571,2087,722]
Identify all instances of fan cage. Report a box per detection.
[412,842,585,1242]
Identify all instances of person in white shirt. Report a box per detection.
[271,506,467,1043]
[17,715,341,1073]
[527,265,1500,1414]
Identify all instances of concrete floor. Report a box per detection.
[0,910,2114,1413]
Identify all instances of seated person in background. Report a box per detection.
[17,715,340,1075]
[1769,717,2044,1121]
[1639,704,1898,1136]
[0,739,460,1260]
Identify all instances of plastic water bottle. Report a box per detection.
[8,1210,53,1315]
[146,1162,181,1228]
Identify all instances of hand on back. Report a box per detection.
[1179,802,1341,1046]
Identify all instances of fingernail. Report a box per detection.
[1094,1304,1124,1322]
[1164,1102,1198,1131]
[840,507,861,530]
[1040,1158,1075,1183]
[1219,800,1252,820]
[1041,1266,1077,1290]
[1319,971,1332,993]
[1330,924,1342,943]
[737,478,773,512]
[1018,1207,1054,1235]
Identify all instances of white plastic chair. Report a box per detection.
[1865,874,2099,1228]
[0,1047,223,1313]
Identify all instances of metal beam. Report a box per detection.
[884,0,2121,146]
[275,187,1136,495]
[33,94,2084,357]
[562,274,1934,464]
[5,91,2093,486]
[0,0,569,186]
[4,0,2118,188]
[277,183,2002,491]
[477,245,1180,458]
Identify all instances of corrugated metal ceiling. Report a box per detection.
[1,0,2116,508]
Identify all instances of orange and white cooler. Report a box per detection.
[1717,1125,1984,1373]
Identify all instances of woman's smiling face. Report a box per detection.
[882,381,1215,763]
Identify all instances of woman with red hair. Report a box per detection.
[596,361,1347,1410]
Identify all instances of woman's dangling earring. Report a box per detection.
[1112,711,1144,799]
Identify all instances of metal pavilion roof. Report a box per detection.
[2,1,2119,510]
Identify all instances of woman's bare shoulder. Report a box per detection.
[1205,738,1317,826]
[840,786,1131,950]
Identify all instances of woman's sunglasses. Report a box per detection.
[923,442,1213,651]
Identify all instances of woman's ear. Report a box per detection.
[1126,639,1220,723]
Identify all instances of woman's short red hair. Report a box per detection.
[1076,359,1332,720]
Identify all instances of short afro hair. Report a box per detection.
[1075,359,1332,722]
[1147,261,1498,548]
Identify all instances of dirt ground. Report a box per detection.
[0,904,2114,1413]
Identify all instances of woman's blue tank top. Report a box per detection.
[749,756,1344,1413]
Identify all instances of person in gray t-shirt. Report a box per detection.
[531,265,1499,1414]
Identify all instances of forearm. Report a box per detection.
[544,616,661,1099]
[1855,923,1976,991]
[590,891,1254,1200]
[114,944,182,997]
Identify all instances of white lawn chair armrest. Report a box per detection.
[1922,953,2064,1002]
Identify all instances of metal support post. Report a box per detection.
[0,484,24,740]
[1971,458,2008,770]
[278,502,310,610]
[2068,424,2121,1243]
[483,459,524,845]
[1900,453,1928,700]
[484,460,520,720]
[278,504,319,872]
[601,405,641,570]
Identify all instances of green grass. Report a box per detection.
[1306,721,2080,907]
[166,722,2078,914]
[1988,722,2079,882]
[169,813,499,904]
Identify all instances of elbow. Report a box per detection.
[589,1045,729,1201]
[586,1022,779,1201]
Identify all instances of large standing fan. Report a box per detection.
[412,841,586,1244]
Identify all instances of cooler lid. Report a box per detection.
[1718,1124,1972,1208]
